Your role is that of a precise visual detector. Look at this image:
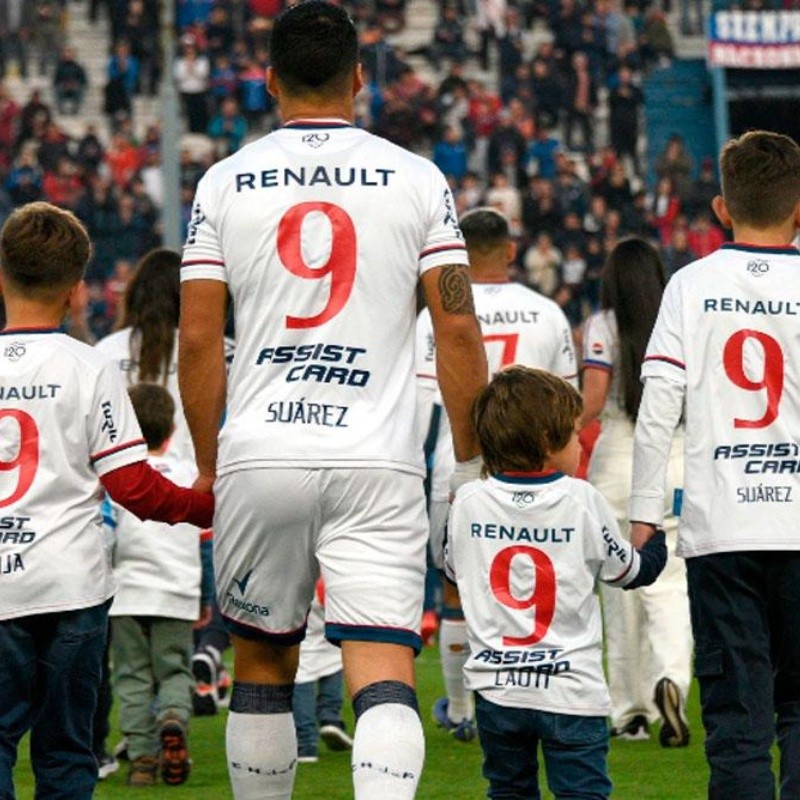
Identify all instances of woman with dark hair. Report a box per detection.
[579,237,692,749]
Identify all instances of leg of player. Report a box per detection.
[226,636,300,800]
[436,580,475,739]
[343,641,425,800]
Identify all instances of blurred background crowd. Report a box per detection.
[0,0,742,340]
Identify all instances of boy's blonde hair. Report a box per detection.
[0,202,90,299]
[720,131,800,229]
[473,366,582,474]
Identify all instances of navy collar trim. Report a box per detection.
[0,326,61,336]
[493,471,565,485]
[282,118,354,130]
[721,243,800,256]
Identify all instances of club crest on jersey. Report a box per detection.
[512,490,535,508]
[747,260,769,277]
[302,132,330,148]
[3,342,26,362]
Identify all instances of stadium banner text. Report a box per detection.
[707,10,800,68]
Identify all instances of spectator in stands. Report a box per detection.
[140,147,163,208]
[608,66,643,175]
[105,131,140,190]
[530,57,562,129]
[526,123,560,180]
[237,57,270,128]
[497,7,524,77]
[53,46,88,115]
[686,211,725,258]
[662,226,695,278]
[640,9,674,66]
[76,124,105,174]
[43,156,84,211]
[650,177,681,246]
[209,52,239,108]
[433,124,469,183]
[427,4,468,70]
[105,39,139,121]
[562,243,588,326]
[122,0,160,96]
[17,87,51,146]
[685,156,720,219]
[0,0,33,80]
[555,156,590,217]
[655,134,693,202]
[524,231,562,296]
[5,148,43,206]
[174,34,209,134]
[487,110,526,185]
[564,51,596,152]
[176,0,215,29]
[476,0,507,71]
[33,0,61,76]
[522,175,562,237]
[0,83,20,169]
[207,97,248,158]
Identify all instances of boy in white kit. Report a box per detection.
[109,383,214,787]
[445,367,667,799]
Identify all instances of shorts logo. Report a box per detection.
[227,569,270,617]
[591,342,603,355]
[746,260,769,277]
[302,132,330,148]
[3,342,26,362]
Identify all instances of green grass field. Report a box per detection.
[12,644,720,799]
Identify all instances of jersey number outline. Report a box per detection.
[0,409,40,508]
[278,202,357,329]
[483,333,520,370]
[489,545,556,646]
[722,329,783,429]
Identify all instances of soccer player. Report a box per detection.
[630,130,800,798]
[177,4,487,799]
[445,367,666,799]
[416,207,577,738]
[0,202,213,800]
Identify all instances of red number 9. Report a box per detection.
[489,545,557,646]
[723,329,784,429]
[0,409,40,508]
[278,202,357,329]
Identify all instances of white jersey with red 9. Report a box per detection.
[638,243,800,557]
[444,472,640,715]
[416,282,577,503]
[0,330,147,621]
[181,120,468,477]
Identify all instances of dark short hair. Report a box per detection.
[720,130,800,228]
[270,1,358,96]
[128,383,175,450]
[459,207,510,255]
[0,202,90,299]
[473,366,582,474]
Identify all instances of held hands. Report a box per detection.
[192,474,215,495]
[630,521,659,550]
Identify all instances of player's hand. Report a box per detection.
[449,456,483,500]
[194,603,213,630]
[193,474,215,494]
[630,521,658,549]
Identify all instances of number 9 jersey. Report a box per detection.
[181,120,469,478]
[640,243,800,557]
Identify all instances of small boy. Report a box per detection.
[108,383,214,787]
[630,130,800,798]
[444,367,666,799]
[0,202,212,800]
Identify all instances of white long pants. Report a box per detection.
[589,415,693,728]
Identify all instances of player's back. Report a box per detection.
[183,122,466,476]
[0,330,145,620]
[645,243,800,554]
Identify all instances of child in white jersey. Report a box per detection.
[445,367,666,799]
[109,383,214,787]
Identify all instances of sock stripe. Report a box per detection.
[230,682,294,714]
[352,680,419,721]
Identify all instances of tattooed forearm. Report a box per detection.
[438,264,475,315]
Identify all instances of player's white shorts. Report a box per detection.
[428,499,450,571]
[214,468,428,653]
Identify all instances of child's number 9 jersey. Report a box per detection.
[0,330,146,620]
[640,244,800,556]
[445,473,641,715]
[181,121,468,477]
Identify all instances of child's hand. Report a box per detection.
[194,603,213,630]
[193,473,215,494]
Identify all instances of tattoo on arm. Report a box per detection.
[438,264,475,315]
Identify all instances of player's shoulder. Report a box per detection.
[52,333,119,373]
[95,327,131,355]
[584,308,615,337]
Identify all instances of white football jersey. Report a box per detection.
[416,282,577,502]
[445,473,640,715]
[0,329,146,621]
[181,119,468,477]
[109,455,202,621]
[582,310,626,420]
[96,328,235,473]
[639,243,800,557]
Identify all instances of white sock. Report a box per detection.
[439,619,473,722]
[352,704,424,800]
[226,710,297,800]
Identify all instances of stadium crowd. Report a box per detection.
[0,0,726,338]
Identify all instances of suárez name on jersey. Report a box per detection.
[235,166,396,192]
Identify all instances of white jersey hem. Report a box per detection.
[216,458,425,478]
[0,589,114,622]
[475,689,611,717]
[678,540,800,559]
